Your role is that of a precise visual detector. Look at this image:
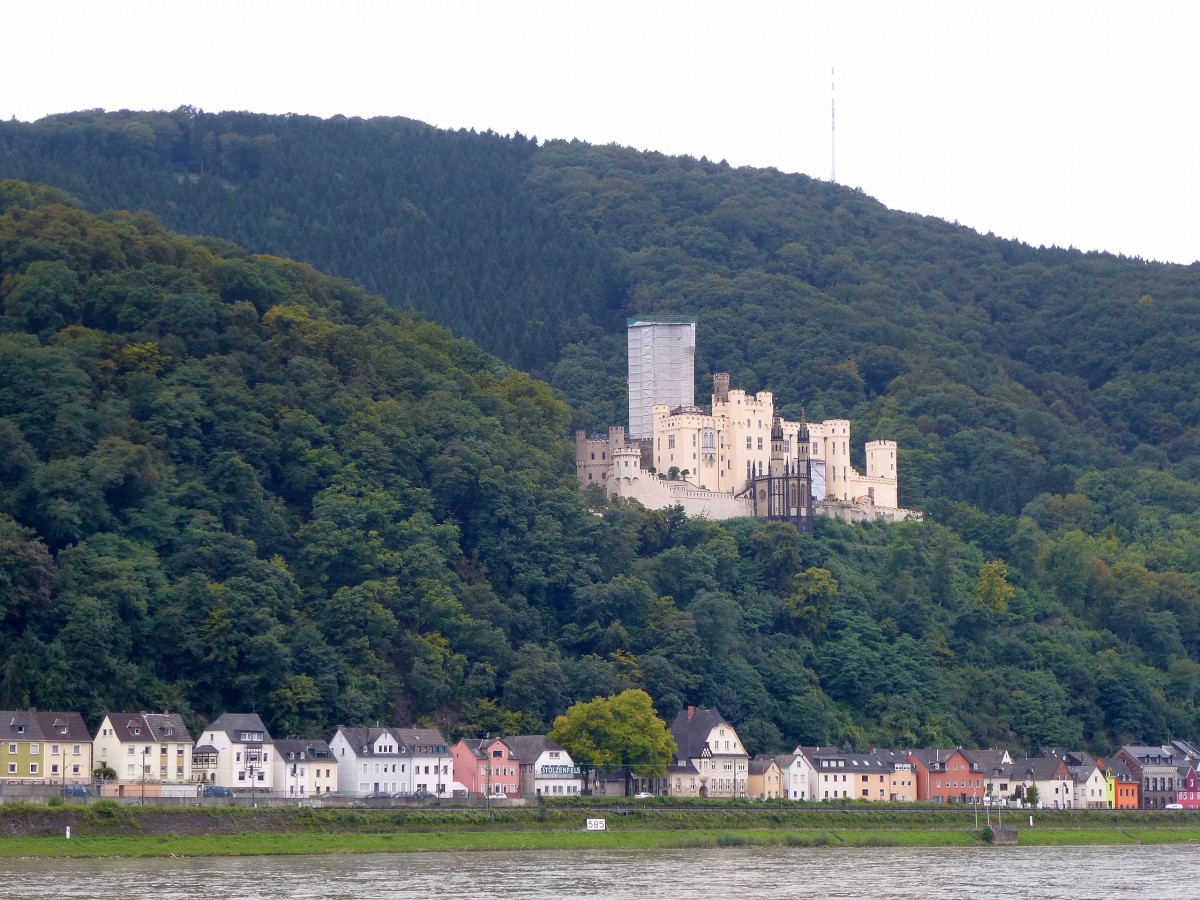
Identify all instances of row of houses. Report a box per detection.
[5,705,1200,809]
[593,708,1200,811]
[1,709,585,800]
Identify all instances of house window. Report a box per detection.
[30,764,38,774]
[6,764,14,774]
[6,744,14,755]
[757,438,763,450]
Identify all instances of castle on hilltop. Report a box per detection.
[575,320,920,527]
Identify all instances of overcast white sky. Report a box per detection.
[7,0,1198,264]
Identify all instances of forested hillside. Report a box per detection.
[3,182,1200,755]
[5,109,1200,755]
[3,108,1199,524]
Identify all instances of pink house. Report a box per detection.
[1178,766,1200,809]
[450,737,520,798]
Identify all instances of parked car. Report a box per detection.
[1165,803,1184,810]
[633,792,655,799]
[365,791,393,799]
[412,790,437,800]
[201,785,233,797]
[487,791,508,800]
[63,785,91,797]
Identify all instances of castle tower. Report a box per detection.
[627,318,696,440]
[713,372,730,403]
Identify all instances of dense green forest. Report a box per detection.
[2,108,1200,754]
[3,108,1199,521]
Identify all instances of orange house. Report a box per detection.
[1103,758,1140,809]
[906,749,982,803]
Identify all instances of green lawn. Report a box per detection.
[6,825,1199,858]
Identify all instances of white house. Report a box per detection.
[775,752,814,801]
[192,713,274,793]
[505,735,583,798]
[272,739,338,798]
[329,726,453,797]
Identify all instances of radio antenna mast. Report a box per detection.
[831,66,837,183]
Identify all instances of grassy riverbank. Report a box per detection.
[7,826,1200,858]
[3,802,1200,858]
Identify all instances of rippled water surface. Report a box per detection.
[3,845,1198,899]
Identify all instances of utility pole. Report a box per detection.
[831,66,837,183]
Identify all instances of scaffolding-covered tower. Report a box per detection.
[627,318,696,440]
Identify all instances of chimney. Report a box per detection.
[687,706,695,720]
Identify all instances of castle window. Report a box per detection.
[668,435,675,449]
[746,438,752,449]
[757,438,763,450]
[590,452,594,460]
[588,473,593,480]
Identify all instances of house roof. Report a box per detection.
[1100,757,1138,782]
[1007,757,1071,781]
[104,712,192,744]
[670,707,742,762]
[962,748,1012,772]
[871,749,913,768]
[906,748,964,772]
[205,713,271,743]
[0,710,45,741]
[749,755,780,776]
[1171,740,1200,761]
[35,710,91,743]
[1120,745,1177,766]
[454,737,513,761]
[396,728,449,754]
[504,735,568,766]
[274,739,332,759]
[334,726,448,756]
[812,751,894,773]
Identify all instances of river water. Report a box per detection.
[2,846,1196,899]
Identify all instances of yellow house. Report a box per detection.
[748,755,783,799]
[2,709,93,786]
